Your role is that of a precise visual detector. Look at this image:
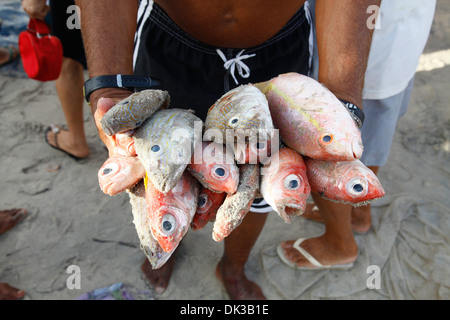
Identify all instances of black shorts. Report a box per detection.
[134,2,312,121]
[49,0,86,68]
[134,2,313,213]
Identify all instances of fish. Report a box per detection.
[191,187,226,231]
[188,141,239,194]
[304,158,385,205]
[127,180,172,269]
[144,171,199,253]
[260,147,311,223]
[204,84,275,162]
[212,164,260,242]
[98,156,146,195]
[100,89,170,136]
[255,72,363,161]
[96,104,145,195]
[134,108,202,193]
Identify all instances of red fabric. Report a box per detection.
[18,18,63,81]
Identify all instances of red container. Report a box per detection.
[19,18,63,81]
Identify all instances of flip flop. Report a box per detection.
[0,45,19,68]
[277,238,354,270]
[44,125,84,161]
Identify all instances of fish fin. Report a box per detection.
[253,80,271,94]
[144,172,148,191]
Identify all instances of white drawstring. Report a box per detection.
[216,49,256,85]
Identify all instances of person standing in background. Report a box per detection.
[22,0,89,160]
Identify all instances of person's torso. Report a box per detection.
[154,0,307,48]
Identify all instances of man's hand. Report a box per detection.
[22,0,50,20]
[90,88,134,155]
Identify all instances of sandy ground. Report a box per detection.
[0,1,449,300]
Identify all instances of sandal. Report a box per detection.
[0,45,20,68]
[277,238,354,270]
[44,125,85,160]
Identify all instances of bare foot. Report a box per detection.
[301,203,371,234]
[0,283,25,300]
[279,236,358,268]
[0,209,28,234]
[141,254,176,294]
[45,126,89,159]
[215,259,266,300]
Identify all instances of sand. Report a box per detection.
[0,1,449,300]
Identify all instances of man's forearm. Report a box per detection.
[76,0,138,77]
[316,0,380,107]
[76,0,138,111]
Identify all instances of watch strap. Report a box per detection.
[340,100,365,129]
[84,74,162,103]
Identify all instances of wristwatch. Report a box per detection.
[340,100,365,129]
[83,74,162,103]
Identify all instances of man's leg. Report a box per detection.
[216,211,268,300]
[46,57,89,159]
[280,194,358,268]
[141,250,177,294]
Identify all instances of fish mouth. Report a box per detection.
[351,137,363,159]
[277,203,304,223]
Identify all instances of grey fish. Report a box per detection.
[212,164,260,242]
[204,85,274,162]
[134,108,202,193]
[100,89,170,136]
[127,180,172,269]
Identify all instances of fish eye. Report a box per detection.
[346,178,368,197]
[161,214,177,235]
[283,174,302,190]
[353,184,364,193]
[100,163,118,176]
[150,144,163,156]
[212,165,229,180]
[198,194,208,208]
[215,167,225,176]
[151,145,161,152]
[320,134,333,145]
[228,116,239,128]
[256,141,265,150]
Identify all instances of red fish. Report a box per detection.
[188,141,239,194]
[145,172,199,253]
[127,181,173,269]
[191,187,226,231]
[98,156,145,195]
[304,158,385,205]
[260,147,311,223]
[212,164,260,242]
[255,73,363,161]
